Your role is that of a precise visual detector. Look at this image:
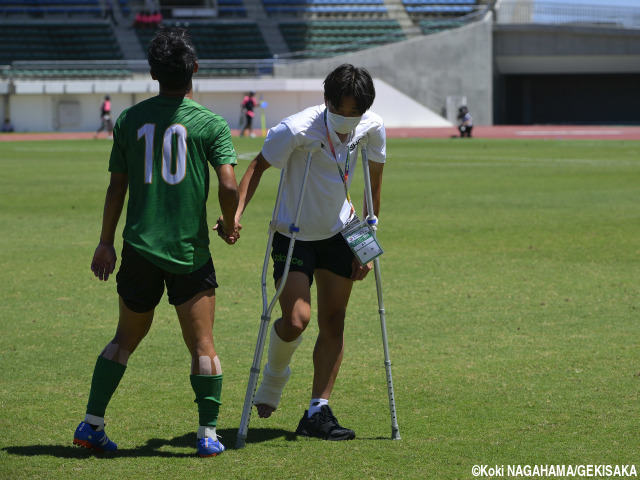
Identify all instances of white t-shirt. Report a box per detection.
[261,104,386,241]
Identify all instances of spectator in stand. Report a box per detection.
[132,10,161,29]
[149,10,163,27]
[104,0,118,25]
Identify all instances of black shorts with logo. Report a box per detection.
[116,242,218,313]
[271,232,354,286]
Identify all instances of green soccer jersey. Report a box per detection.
[108,96,237,274]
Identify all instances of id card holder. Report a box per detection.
[341,214,384,266]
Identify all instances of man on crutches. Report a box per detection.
[232,64,388,442]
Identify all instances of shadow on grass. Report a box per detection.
[1,427,296,459]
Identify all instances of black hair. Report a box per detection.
[323,64,375,115]
[147,26,198,90]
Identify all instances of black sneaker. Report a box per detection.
[295,405,356,441]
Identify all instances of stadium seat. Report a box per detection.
[279,20,405,57]
[135,21,272,59]
[0,22,125,65]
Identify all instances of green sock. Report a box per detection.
[86,355,127,418]
[190,374,223,427]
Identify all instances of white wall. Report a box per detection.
[0,76,450,134]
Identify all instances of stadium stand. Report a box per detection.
[403,0,477,21]
[279,19,405,57]
[218,0,246,17]
[0,22,123,64]
[0,0,484,75]
[0,0,102,17]
[136,21,271,60]
[262,0,388,18]
[401,1,481,28]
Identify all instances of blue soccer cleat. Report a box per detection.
[73,422,117,453]
[196,436,225,457]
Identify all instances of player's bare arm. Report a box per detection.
[91,173,128,281]
[235,152,271,223]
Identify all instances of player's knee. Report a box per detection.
[319,310,346,338]
[278,315,308,341]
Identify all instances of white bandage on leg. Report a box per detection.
[253,323,302,409]
[101,343,130,365]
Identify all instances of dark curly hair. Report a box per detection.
[147,26,198,90]
[323,64,375,115]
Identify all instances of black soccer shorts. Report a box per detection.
[271,232,355,287]
[116,242,218,313]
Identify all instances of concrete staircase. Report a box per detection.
[238,0,290,57]
[100,0,147,60]
[383,0,417,31]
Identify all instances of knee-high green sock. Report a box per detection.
[190,374,223,427]
[86,355,127,418]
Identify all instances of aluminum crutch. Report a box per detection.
[360,145,401,440]
[235,141,321,449]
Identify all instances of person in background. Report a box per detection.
[95,95,114,139]
[104,0,118,25]
[240,91,257,138]
[457,105,473,138]
[1,118,14,132]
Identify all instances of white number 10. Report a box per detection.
[138,123,187,185]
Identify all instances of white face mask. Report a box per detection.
[327,111,362,135]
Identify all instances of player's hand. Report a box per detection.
[91,242,117,281]
[350,257,372,281]
[213,217,241,245]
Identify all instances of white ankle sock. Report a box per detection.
[84,414,105,431]
[308,398,329,417]
[197,426,217,440]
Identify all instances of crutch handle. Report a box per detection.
[270,221,299,234]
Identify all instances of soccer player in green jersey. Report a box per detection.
[73,26,240,457]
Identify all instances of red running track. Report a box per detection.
[1,125,640,142]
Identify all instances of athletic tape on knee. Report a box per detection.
[197,355,222,376]
[212,355,222,375]
[101,343,130,365]
[198,356,213,376]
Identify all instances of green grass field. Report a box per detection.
[1,137,639,479]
